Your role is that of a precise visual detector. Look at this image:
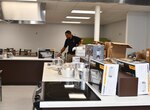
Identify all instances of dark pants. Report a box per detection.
[65,53,75,63]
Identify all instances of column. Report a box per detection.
[94,5,101,42]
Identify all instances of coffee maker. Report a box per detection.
[0,49,3,59]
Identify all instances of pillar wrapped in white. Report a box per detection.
[94,5,101,42]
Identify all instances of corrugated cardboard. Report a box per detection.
[146,49,150,62]
[105,42,132,58]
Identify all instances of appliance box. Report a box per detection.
[85,44,104,60]
[93,45,104,61]
[117,59,149,95]
[85,44,93,59]
[117,72,138,96]
[89,60,119,96]
[75,45,86,57]
[101,64,119,95]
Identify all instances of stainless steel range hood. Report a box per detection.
[0,1,46,24]
[36,0,150,6]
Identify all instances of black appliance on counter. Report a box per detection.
[38,48,54,59]
[0,49,3,59]
[0,49,3,55]
[33,81,101,110]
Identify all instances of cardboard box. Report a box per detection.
[146,49,150,62]
[85,44,93,58]
[135,50,146,60]
[75,45,86,57]
[148,73,150,94]
[117,72,138,96]
[134,63,149,95]
[117,59,149,95]
[85,44,104,60]
[93,45,104,61]
[72,57,80,63]
[101,64,119,95]
[105,42,132,58]
[89,60,119,96]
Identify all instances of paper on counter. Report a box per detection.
[69,93,86,99]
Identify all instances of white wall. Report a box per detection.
[147,13,150,48]
[126,12,148,54]
[0,23,94,52]
[101,20,126,43]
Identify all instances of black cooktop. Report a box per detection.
[41,82,101,101]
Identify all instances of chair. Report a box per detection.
[0,70,2,101]
[32,82,42,110]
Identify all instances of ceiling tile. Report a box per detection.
[45,1,150,25]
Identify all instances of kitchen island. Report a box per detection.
[39,62,150,110]
[0,57,56,85]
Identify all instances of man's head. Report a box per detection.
[65,30,72,39]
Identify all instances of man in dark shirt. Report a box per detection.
[58,30,81,62]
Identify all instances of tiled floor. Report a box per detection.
[0,86,36,110]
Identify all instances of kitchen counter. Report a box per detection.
[0,57,56,85]
[0,56,56,61]
[40,62,150,109]
[116,58,147,65]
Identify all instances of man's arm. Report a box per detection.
[57,47,66,57]
[79,39,83,45]
[57,39,68,57]
[60,47,66,54]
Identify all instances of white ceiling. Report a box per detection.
[45,1,150,25]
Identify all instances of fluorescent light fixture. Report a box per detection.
[62,21,81,24]
[17,0,37,1]
[71,10,102,14]
[66,16,90,19]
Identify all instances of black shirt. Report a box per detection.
[64,36,81,54]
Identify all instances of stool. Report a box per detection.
[0,70,2,101]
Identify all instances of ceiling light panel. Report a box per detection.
[62,21,81,24]
[71,10,102,14]
[66,16,90,19]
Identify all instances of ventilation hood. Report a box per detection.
[36,0,150,6]
[0,1,46,24]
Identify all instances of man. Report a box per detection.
[58,30,81,62]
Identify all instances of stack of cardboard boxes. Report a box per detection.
[85,42,132,59]
[105,42,132,58]
[79,42,150,96]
